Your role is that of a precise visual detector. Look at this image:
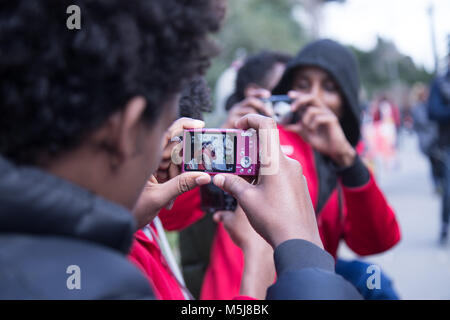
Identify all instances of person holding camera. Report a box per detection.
[0,0,226,299]
[158,51,294,299]
[126,79,270,300]
[0,0,358,299]
[245,39,403,299]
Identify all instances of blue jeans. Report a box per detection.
[440,148,450,226]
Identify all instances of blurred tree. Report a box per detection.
[296,0,346,39]
[206,0,308,94]
[206,2,432,116]
[350,37,433,98]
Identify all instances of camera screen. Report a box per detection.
[184,131,236,173]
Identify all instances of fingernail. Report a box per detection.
[193,120,205,127]
[213,175,225,188]
[195,174,210,185]
[261,89,271,98]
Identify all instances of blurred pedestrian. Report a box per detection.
[428,55,450,245]
[371,95,400,169]
[410,83,443,193]
[272,39,401,299]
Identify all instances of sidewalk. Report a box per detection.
[338,131,450,299]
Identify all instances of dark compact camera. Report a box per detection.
[200,183,237,214]
[262,95,299,125]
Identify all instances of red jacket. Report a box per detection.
[128,226,186,300]
[128,224,256,300]
[159,126,401,300]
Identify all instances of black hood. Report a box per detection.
[0,156,137,254]
[273,39,361,146]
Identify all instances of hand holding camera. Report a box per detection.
[286,90,356,167]
[212,114,323,250]
[132,118,212,229]
[222,88,273,129]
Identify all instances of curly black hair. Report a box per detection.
[0,0,222,165]
[226,51,292,110]
[179,77,212,121]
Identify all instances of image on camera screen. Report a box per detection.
[184,131,236,173]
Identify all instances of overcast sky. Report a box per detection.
[317,0,450,72]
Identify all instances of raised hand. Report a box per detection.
[285,90,356,167]
[213,114,323,250]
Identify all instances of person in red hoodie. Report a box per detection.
[158,51,292,299]
[159,40,401,300]
[128,78,275,300]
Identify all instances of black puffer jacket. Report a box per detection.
[0,156,154,299]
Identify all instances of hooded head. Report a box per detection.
[273,39,361,146]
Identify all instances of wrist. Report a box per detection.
[240,242,275,299]
[330,144,356,167]
[241,238,272,258]
[271,231,323,250]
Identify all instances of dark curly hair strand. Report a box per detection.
[0,0,221,165]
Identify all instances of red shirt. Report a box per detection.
[128,227,186,300]
[159,126,401,300]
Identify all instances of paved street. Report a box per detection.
[338,131,450,299]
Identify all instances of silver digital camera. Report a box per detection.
[262,95,298,125]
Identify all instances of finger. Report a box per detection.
[229,107,260,125]
[234,106,260,117]
[163,117,205,148]
[213,210,234,224]
[246,87,271,99]
[309,114,337,131]
[168,117,205,136]
[155,169,169,183]
[287,90,299,100]
[289,92,313,113]
[302,107,323,128]
[214,211,236,235]
[161,140,179,160]
[213,174,253,201]
[157,172,211,207]
[158,158,172,171]
[213,212,222,223]
[244,89,274,116]
[243,97,273,117]
[149,175,158,184]
[235,114,277,131]
[168,163,181,180]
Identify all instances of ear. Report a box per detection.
[91,96,147,170]
[117,96,148,159]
